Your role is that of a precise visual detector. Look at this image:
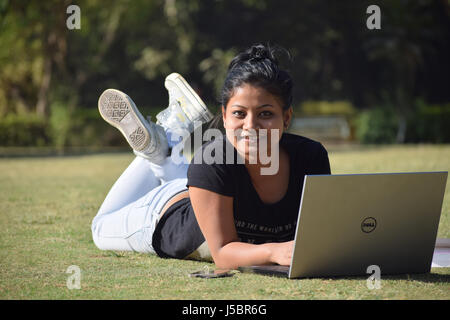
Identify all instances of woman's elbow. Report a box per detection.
[211,245,241,270]
[213,257,238,270]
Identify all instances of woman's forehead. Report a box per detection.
[226,84,283,109]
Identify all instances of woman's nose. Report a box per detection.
[243,113,259,130]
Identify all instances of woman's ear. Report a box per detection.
[222,105,227,128]
[283,107,293,129]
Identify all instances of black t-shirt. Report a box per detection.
[152,133,331,258]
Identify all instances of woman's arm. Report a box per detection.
[188,186,293,269]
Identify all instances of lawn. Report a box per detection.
[0,144,449,299]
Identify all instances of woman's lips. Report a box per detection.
[236,131,269,145]
[239,134,268,142]
[241,136,258,143]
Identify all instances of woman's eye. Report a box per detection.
[231,110,273,118]
[260,111,273,117]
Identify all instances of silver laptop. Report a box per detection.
[238,172,448,279]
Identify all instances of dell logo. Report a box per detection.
[361,217,377,233]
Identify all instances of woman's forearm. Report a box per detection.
[214,241,277,269]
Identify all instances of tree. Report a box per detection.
[362,0,444,142]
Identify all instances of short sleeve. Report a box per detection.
[306,143,331,175]
[186,139,235,197]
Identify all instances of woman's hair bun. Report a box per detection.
[248,44,274,63]
[228,43,279,71]
[221,43,293,111]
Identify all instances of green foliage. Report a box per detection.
[199,48,237,99]
[355,108,399,144]
[49,103,71,149]
[406,101,450,143]
[0,0,449,145]
[0,107,128,148]
[0,0,69,116]
[0,113,49,146]
[65,108,127,147]
[355,101,450,144]
[299,100,357,117]
[354,99,450,144]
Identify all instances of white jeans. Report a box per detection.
[91,153,189,254]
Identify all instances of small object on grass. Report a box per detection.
[189,267,235,279]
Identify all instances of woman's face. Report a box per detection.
[222,84,292,164]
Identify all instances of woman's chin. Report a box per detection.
[237,141,257,152]
[235,146,258,164]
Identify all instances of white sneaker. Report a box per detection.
[156,73,213,136]
[98,89,168,164]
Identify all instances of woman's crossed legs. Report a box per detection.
[91,155,189,253]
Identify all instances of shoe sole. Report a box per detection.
[98,89,150,152]
[165,73,214,123]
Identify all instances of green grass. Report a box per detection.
[0,144,449,299]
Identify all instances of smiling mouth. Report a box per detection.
[240,136,259,144]
[234,130,269,144]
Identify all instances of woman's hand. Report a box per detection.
[268,240,294,266]
[189,186,294,269]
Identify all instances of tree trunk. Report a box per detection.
[35,55,52,117]
[396,115,407,143]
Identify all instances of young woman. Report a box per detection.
[91,44,331,269]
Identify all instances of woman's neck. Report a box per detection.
[245,147,290,204]
[244,146,287,179]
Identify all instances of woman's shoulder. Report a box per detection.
[281,132,327,153]
[189,135,239,167]
[282,133,331,174]
[187,136,238,197]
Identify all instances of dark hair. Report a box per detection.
[220,43,293,110]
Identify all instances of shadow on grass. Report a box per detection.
[0,146,130,158]
[299,271,450,283]
[380,272,450,284]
